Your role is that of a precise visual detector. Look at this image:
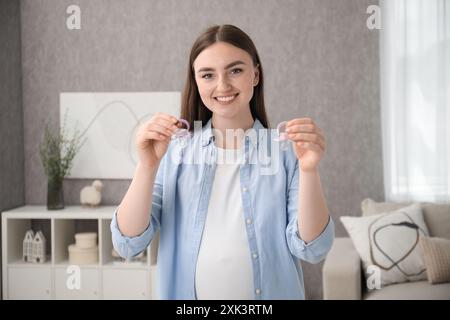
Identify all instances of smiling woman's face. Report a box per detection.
[193,41,259,119]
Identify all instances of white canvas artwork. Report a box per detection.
[60,92,181,179]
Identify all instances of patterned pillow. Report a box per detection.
[361,198,450,239]
[341,203,430,287]
[419,236,450,284]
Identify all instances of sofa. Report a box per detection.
[322,199,450,300]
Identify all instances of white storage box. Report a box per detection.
[75,232,97,249]
[68,244,98,265]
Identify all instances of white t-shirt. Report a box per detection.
[195,146,254,300]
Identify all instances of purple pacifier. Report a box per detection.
[274,121,290,150]
[172,118,191,147]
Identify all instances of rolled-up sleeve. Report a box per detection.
[110,208,157,259]
[285,159,335,264]
[110,158,165,260]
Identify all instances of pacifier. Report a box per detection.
[171,118,191,147]
[273,121,290,151]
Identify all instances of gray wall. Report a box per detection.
[18,0,382,299]
[0,0,24,300]
[0,0,24,212]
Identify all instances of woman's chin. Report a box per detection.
[211,107,239,119]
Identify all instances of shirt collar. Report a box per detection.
[201,118,265,147]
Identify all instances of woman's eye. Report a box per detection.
[200,69,241,79]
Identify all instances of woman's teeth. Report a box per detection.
[215,94,238,102]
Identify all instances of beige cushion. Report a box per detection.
[361,198,413,216]
[361,198,450,239]
[323,238,362,300]
[422,204,450,239]
[419,236,450,284]
[341,204,429,287]
[364,280,450,300]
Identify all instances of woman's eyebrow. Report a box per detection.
[197,60,246,73]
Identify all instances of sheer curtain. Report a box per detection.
[380,0,450,203]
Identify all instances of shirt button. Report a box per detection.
[242,187,248,192]
[255,289,261,295]
[246,218,252,225]
[252,253,258,259]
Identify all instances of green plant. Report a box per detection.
[39,113,85,183]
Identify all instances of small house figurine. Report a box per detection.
[32,231,46,263]
[23,230,46,263]
[80,180,103,207]
[23,230,35,262]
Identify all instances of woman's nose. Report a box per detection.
[217,75,232,91]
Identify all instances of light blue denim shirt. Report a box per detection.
[111,118,335,300]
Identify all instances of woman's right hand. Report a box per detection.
[135,113,181,169]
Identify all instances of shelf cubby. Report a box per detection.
[53,219,99,266]
[6,218,52,265]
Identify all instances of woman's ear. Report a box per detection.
[253,64,260,86]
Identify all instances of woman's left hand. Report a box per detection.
[286,118,326,172]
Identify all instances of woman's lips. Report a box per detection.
[214,93,239,104]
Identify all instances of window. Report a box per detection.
[380,0,450,202]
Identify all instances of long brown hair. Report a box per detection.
[180,24,270,131]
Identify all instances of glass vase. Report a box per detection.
[47,178,64,210]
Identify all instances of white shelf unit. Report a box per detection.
[1,206,158,300]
